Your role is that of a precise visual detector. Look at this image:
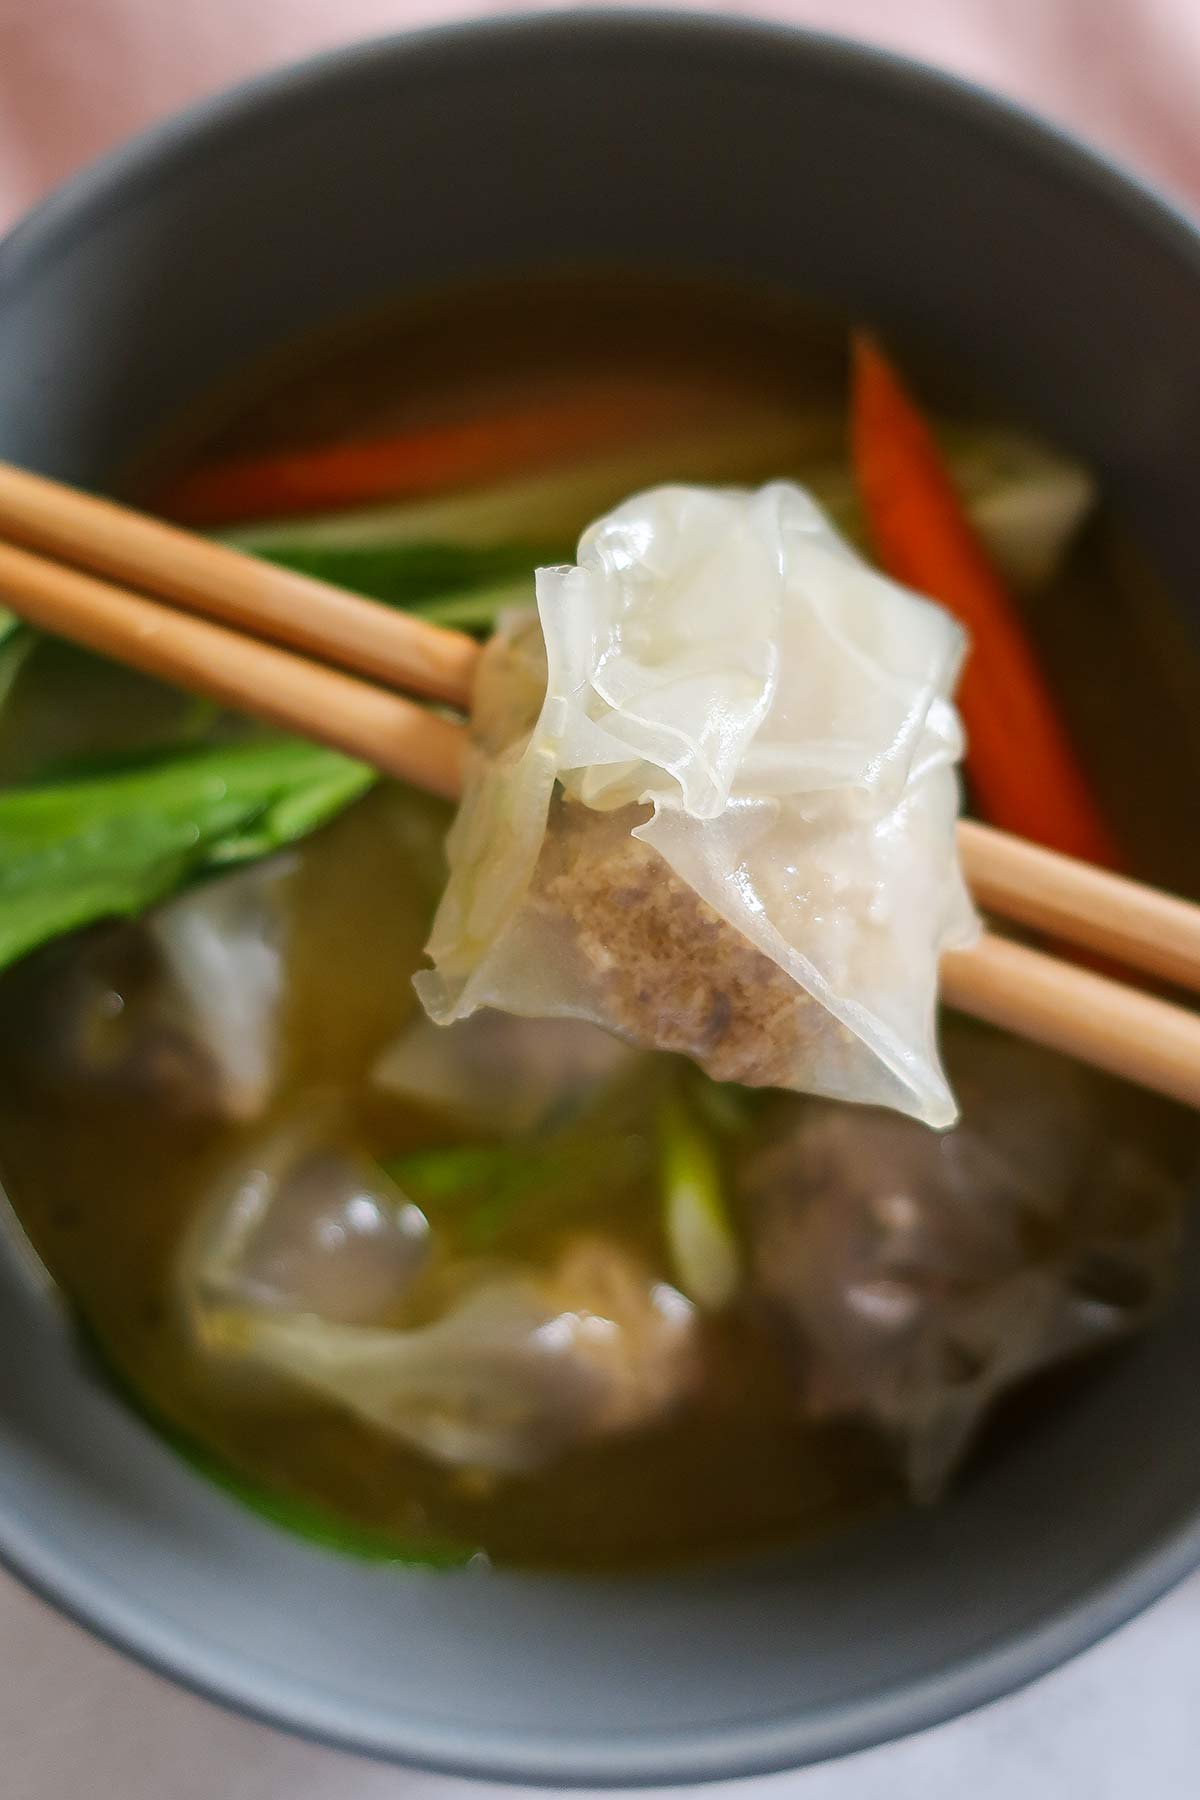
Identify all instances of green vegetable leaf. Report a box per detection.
[171,1444,478,1567]
[248,542,542,637]
[0,736,375,971]
[387,1143,526,1200]
[254,538,553,612]
[394,1120,638,1235]
[408,578,536,632]
[385,1139,584,1248]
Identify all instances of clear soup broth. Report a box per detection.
[0,277,1195,1570]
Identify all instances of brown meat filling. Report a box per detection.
[530,794,828,1087]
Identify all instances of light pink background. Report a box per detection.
[1,0,1199,238]
[1,4,1199,1796]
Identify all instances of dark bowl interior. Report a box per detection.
[0,13,1199,1786]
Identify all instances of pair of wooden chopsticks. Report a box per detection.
[1,458,1199,1111]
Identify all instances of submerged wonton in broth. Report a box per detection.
[419,483,977,1125]
[746,1028,1183,1500]
[183,1119,698,1476]
[18,859,292,1122]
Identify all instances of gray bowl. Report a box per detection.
[1,13,1199,1786]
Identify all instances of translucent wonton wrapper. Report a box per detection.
[20,857,292,1121]
[181,1120,697,1474]
[745,1030,1184,1499]
[372,1008,631,1136]
[418,483,977,1126]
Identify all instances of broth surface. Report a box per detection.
[0,277,1195,1569]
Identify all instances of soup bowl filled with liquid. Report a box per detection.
[0,14,1199,1785]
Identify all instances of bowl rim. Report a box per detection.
[2,10,1200,1785]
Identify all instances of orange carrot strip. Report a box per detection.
[850,333,1119,868]
[157,388,696,528]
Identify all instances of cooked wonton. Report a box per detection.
[372,1008,631,1135]
[181,1120,698,1473]
[745,1029,1183,1498]
[20,858,293,1122]
[418,483,977,1126]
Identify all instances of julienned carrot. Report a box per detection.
[850,333,1120,869]
[157,387,702,528]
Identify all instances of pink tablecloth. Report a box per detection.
[0,0,1198,237]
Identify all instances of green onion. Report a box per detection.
[658,1094,739,1311]
[0,620,35,714]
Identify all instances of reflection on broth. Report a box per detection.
[0,277,1195,1570]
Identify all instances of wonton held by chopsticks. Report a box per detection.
[417,482,978,1127]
